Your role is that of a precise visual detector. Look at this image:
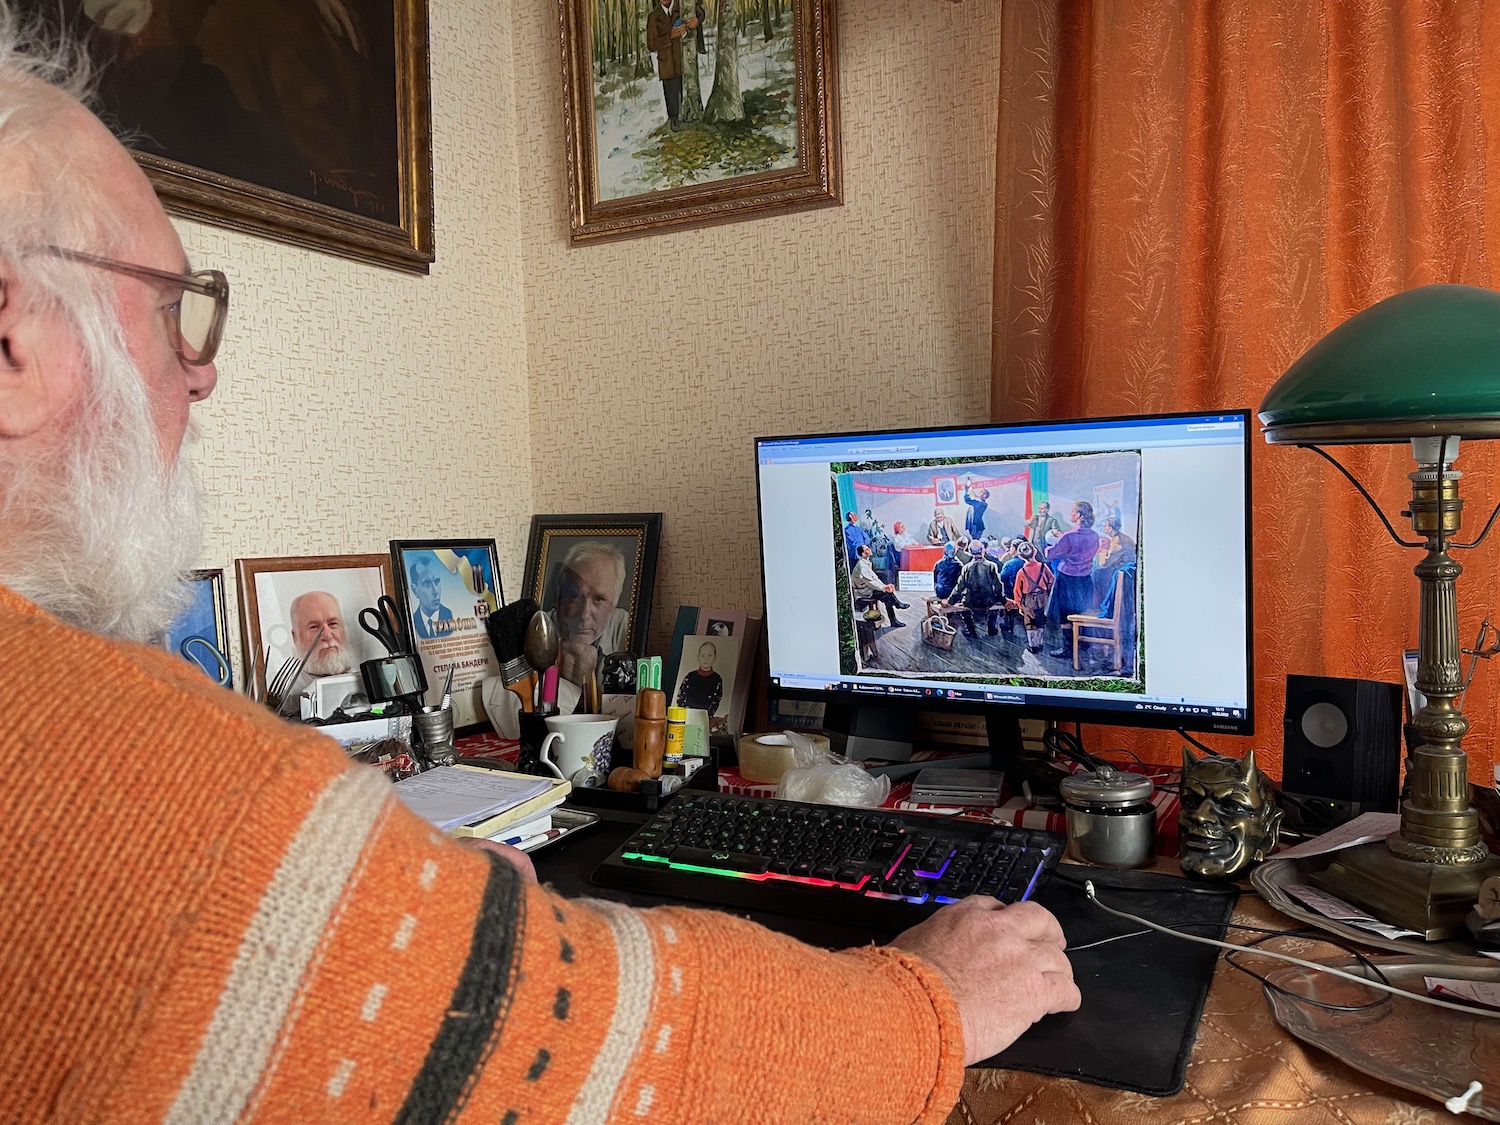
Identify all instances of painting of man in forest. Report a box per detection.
[590,0,801,200]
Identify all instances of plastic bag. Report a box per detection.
[775,731,891,807]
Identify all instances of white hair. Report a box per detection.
[560,539,627,596]
[0,7,204,641]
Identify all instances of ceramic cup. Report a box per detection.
[539,713,618,781]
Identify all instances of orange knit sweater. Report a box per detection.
[0,586,965,1123]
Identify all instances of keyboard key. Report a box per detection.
[669,847,771,875]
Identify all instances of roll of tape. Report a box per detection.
[737,731,831,783]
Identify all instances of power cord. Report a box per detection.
[1082,879,1500,1020]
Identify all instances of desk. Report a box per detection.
[901,545,946,572]
[533,812,1437,1124]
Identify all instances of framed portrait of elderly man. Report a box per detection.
[521,514,663,689]
[389,538,504,732]
[32,0,434,272]
[234,553,395,706]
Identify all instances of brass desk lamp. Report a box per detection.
[1259,283,1500,939]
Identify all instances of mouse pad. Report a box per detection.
[977,863,1239,1097]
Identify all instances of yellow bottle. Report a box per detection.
[665,706,687,768]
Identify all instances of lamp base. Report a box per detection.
[1309,838,1500,940]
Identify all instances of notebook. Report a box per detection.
[394,764,570,837]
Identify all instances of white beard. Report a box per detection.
[303,642,354,678]
[0,280,206,642]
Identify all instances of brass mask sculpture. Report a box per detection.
[1179,747,1282,879]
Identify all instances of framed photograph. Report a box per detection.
[235,553,396,704]
[559,0,841,243]
[522,514,663,687]
[389,539,504,732]
[162,568,232,687]
[38,0,434,273]
[666,606,762,736]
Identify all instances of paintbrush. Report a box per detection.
[484,598,539,714]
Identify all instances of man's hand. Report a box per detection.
[557,640,598,686]
[458,836,538,884]
[891,897,1079,1065]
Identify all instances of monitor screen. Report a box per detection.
[755,410,1253,735]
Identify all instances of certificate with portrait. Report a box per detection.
[389,539,503,732]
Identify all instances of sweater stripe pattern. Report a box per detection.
[1,585,965,1124]
[164,766,393,1125]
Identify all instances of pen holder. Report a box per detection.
[412,704,457,768]
[633,688,667,778]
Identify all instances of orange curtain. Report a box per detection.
[993,0,1500,785]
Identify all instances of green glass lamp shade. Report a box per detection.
[1259,284,1500,445]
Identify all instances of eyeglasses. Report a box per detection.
[41,247,229,366]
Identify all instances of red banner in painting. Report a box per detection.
[965,471,1027,489]
[852,482,934,494]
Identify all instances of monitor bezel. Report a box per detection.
[753,408,1255,738]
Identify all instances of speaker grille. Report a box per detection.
[1282,675,1402,819]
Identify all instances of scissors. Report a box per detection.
[359,595,408,655]
[180,635,232,687]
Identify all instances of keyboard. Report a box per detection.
[591,792,1065,932]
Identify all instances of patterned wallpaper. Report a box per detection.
[164,0,1003,671]
[172,0,531,666]
[515,0,1004,654]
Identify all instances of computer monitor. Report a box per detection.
[754,410,1253,755]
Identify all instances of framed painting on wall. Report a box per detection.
[33,0,435,273]
[559,0,841,243]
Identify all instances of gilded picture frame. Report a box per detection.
[560,0,841,243]
[521,514,663,674]
[38,0,435,274]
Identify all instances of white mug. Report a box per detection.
[539,713,618,781]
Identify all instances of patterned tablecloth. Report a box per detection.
[945,894,1452,1125]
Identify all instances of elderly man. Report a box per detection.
[0,12,1076,1122]
[926,506,959,545]
[549,538,631,686]
[288,590,353,676]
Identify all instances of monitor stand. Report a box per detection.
[834,706,1036,779]
[821,701,917,762]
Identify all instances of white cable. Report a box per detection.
[1082,880,1500,1020]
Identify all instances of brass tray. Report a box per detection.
[1251,855,1477,961]
[1265,956,1500,1120]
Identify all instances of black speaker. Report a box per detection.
[1281,675,1403,828]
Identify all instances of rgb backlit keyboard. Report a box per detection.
[592,792,1064,932]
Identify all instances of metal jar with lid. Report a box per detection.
[1060,764,1157,869]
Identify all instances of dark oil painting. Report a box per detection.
[28,0,433,272]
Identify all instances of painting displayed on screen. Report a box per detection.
[831,449,1142,690]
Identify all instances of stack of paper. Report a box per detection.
[394,765,569,837]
